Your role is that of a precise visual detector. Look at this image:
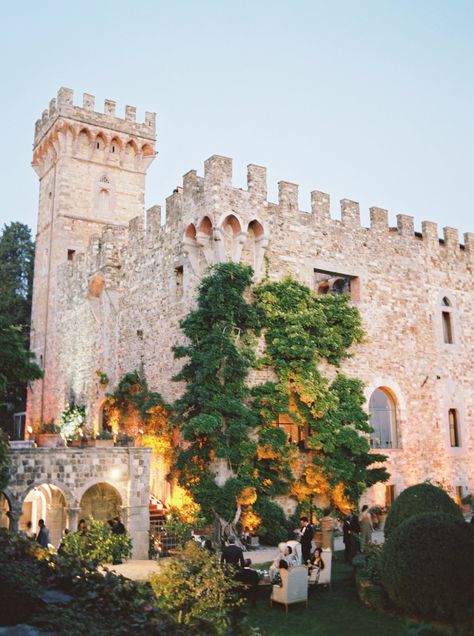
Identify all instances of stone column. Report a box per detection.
[67,507,81,531]
[8,505,23,533]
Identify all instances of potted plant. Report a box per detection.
[115,432,135,447]
[60,404,86,443]
[36,421,65,448]
[89,430,114,448]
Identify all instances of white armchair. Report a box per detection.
[270,566,308,613]
[278,540,302,565]
[308,548,332,588]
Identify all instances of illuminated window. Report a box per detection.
[369,388,398,449]
[449,409,460,447]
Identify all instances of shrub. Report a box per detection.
[0,529,44,625]
[384,482,463,538]
[352,542,383,584]
[60,517,132,567]
[381,512,474,631]
[162,508,194,547]
[40,420,61,434]
[150,541,242,635]
[34,569,205,636]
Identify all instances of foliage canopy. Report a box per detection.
[384,482,464,538]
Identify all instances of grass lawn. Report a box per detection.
[247,552,446,636]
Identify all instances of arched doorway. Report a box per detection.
[21,484,67,546]
[0,492,11,529]
[80,483,122,523]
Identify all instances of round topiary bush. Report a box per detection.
[380,512,474,630]
[384,482,463,538]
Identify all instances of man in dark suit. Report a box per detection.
[221,535,245,568]
[299,516,314,563]
[235,558,260,607]
[343,512,361,563]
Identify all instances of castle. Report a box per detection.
[27,87,474,508]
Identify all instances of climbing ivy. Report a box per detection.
[172,263,272,534]
[173,264,389,538]
[104,371,176,468]
[253,277,388,508]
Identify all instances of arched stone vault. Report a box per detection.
[7,447,151,558]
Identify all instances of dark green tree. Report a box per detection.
[0,222,35,329]
[0,223,36,430]
[173,263,270,536]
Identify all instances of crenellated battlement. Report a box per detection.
[34,87,156,148]
[168,154,473,261]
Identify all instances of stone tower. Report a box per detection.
[27,87,156,426]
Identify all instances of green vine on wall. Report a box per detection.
[253,277,389,508]
[172,263,389,540]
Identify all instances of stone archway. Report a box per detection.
[79,482,122,523]
[20,483,68,546]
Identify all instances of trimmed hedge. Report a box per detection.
[380,512,474,631]
[384,482,463,538]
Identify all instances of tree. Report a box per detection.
[0,223,36,428]
[0,317,42,420]
[173,263,265,537]
[0,222,35,330]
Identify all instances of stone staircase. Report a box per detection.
[149,495,166,533]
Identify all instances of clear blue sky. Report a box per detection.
[1,0,473,236]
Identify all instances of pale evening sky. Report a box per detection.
[0,0,473,238]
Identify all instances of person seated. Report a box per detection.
[308,547,325,582]
[220,535,245,568]
[235,558,260,606]
[269,545,297,581]
[241,526,251,549]
[272,559,289,587]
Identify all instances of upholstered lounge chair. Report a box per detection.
[270,566,308,613]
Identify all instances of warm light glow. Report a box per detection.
[27,426,33,434]
[168,486,201,523]
[110,468,121,480]
[241,510,261,534]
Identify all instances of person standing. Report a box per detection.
[220,535,245,568]
[24,520,36,540]
[321,509,335,551]
[36,519,50,548]
[360,505,373,550]
[342,514,352,563]
[112,515,126,534]
[299,516,314,564]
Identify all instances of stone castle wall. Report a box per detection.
[27,90,474,508]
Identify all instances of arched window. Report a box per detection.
[441,297,454,344]
[369,388,398,449]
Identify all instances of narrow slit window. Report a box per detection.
[448,409,460,447]
[67,249,75,261]
[442,311,453,344]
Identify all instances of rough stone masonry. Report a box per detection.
[26,87,474,509]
